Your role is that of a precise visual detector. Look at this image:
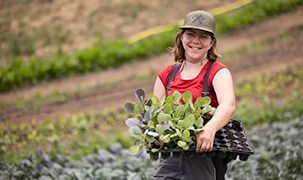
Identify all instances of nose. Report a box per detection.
[192,35,201,43]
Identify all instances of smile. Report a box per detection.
[189,45,202,50]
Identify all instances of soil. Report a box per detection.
[1,6,303,122]
[0,0,236,62]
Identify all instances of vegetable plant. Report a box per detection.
[124,89,215,157]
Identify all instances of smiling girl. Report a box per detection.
[153,10,236,180]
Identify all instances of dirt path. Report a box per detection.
[1,7,303,122]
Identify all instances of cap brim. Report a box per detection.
[180,26,214,34]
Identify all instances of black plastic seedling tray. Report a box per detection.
[147,119,254,161]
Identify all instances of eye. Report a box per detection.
[185,31,195,38]
[200,35,209,39]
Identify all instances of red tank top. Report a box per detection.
[158,60,227,108]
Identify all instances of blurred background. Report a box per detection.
[0,0,303,179]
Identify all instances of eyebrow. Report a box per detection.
[187,29,208,34]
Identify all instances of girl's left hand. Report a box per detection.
[195,125,216,153]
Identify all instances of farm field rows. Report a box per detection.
[1,1,303,179]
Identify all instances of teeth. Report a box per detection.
[189,46,201,50]
[192,47,200,50]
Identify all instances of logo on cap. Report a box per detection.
[192,14,205,25]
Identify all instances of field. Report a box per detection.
[1,0,303,179]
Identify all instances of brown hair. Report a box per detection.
[171,30,220,62]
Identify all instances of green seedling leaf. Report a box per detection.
[148,120,155,129]
[157,112,171,124]
[168,120,177,129]
[177,120,185,130]
[182,129,190,138]
[156,124,164,134]
[194,108,202,118]
[151,148,159,153]
[145,134,155,143]
[151,96,160,108]
[195,96,211,108]
[195,117,204,128]
[182,144,189,150]
[129,126,142,138]
[176,129,182,137]
[177,140,186,148]
[128,144,141,155]
[124,102,135,114]
[166,96,174,103]
[134,103,144,115]
[160,134,170,143]
[174,104,186,118]
[163,103,173,114]
[125,118,140,128]
[173,91,182,103]
[183,114,195,129]
[189,101,196,112]
[182,91,192,103]
[170,133,178,138]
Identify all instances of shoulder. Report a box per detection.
[158,64,180,86]
[208,61,229,85]
[213,61,227,70]
[210,61,228,75]
[159,64,179,76]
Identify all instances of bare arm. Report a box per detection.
[196,68,236,152]
[153,76,166,99]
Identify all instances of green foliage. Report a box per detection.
[227,115,303,179]
[234,93,303,127]
[0,109,131,163]
[216,0,303,34]
[236,64,303,98]
[1,0,303,91]
[125,89,215,155]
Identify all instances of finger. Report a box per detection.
[206,143,212,152]
[196,138,202,153]
[201,142,208,152]
[209,143,213,151]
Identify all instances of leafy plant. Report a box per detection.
[1,0,303,91]
[124,89,215,156]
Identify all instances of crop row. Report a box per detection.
[236,63,303,98]
[1,90,302,164]
[1,61,303,163]
[1,115,302,179]
[0,109,130,163]
[1,23,301,118]
[226,115,303,179]
[1,0,303,91]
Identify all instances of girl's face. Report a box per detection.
[181,29,214,63]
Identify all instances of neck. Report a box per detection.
[185,53,208,64]
[185,56,208,67]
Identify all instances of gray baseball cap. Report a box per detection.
[180,10,215,34]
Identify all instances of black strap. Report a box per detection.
[202,61,215,97]
[165,64,181,97]
[165,61,215,97]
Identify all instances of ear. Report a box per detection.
[211,38,215,46]
[209,38,216,49]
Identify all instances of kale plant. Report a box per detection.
[124,89,215,156]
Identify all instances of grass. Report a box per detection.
[1,62,303,163]
[1,23,302,118]
[1,0,303,91]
